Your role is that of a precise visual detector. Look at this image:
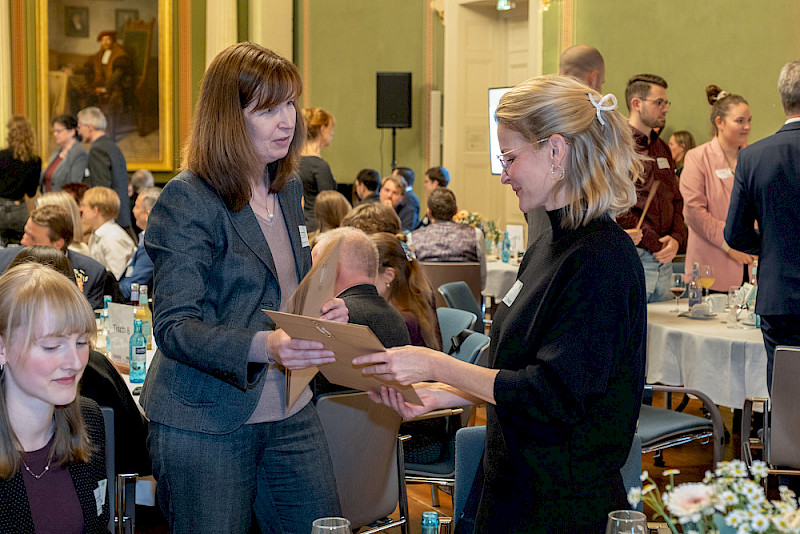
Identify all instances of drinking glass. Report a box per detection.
[728,285,740,312]
[605,510,647,534]
[311,517,351,534]
[669,274,685,313]
[727,303,746,330]
[699,264,715,300]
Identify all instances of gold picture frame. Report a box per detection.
[36,0,173,172]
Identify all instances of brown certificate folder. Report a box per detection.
[266,310,423,406]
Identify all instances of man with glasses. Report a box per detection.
[617,74,685,303]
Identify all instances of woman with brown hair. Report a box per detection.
[140,42,345,533]
[40,114,88,193]
[0,262,108,533]
[0,116,41,245]
[299,107,336,232]
[668,130,695,177]
[308,190,351,247]
[342,201,402,235]
[371,232,442,351]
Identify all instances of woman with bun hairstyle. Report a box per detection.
[680,85,757,291]
[299,107,336,232]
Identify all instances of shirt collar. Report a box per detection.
[785,117,800,125]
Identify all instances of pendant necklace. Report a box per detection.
[21,456,52,480]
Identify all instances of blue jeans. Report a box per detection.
[148,402,341,534]
[637,248,672,303]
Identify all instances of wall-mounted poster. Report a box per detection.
[37,0,173,172]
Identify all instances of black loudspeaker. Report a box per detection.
[376,72,412,128]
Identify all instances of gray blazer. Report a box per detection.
[86,135,131,227]
[39,141,88,192]
[140,170,312,434]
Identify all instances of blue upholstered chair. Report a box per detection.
[437,307,477,354]
[439,281,487,333]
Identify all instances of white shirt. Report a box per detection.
[88,220,136,279]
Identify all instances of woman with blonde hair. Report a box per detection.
[0,116,41,244]
[371,232,442,351]
[0,262,108,532]
[36,192,91,256]
[342,200,402,235]
[299,107,336,232]
[354,75,647,532]
[680,85,757,291]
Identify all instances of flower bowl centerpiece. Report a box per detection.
[629,460,800,533]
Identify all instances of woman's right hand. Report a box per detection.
[726,247,757,265]
[267,328,336,369]
[367,383,442,420]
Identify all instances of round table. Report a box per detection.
[483,259,519,299]
[646,299,768,408]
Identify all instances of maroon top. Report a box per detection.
[21,437,84,534]
[42,155,64,193]
[616,127,686,254]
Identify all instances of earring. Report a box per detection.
[551,163,565,180]
[386,282,391,289]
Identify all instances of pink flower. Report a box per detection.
[665,483,714,519]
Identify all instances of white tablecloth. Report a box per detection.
[646,300,768,408]
[483,259,519,299]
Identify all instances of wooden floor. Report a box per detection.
[136,395,743,532]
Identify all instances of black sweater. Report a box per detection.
[478,209,646,533]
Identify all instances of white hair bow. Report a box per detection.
[588,93,618,126]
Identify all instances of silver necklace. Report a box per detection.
[21,456,52,479]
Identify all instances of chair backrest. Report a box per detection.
[100,407,116,533]
[453,425,486,530]
[419,262,482,309]
[437,307,477,354]
[451,331,490,365]
[768,346,800,468]
[620,434,643,512]
[315,391,406,530]
[439,281,484,332]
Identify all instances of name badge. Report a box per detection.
[94,479,107,516]
[715,168,733,179]
[656,157,670,169]
[299,225,309,248]
[502,280,523,307]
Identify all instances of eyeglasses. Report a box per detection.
[52,127,66,134]
[639,98,671,108]
[497,138,550,173]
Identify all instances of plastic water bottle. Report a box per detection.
[129,319,147,383]
[688,262,701,308]
[501,232,511,263]
[421,511,440,534]
[103,295,112,355]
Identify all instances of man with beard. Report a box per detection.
[616,74,685,302]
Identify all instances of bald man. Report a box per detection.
[525,45,606,249]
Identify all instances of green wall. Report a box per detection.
[295,1,431,190]
[544,0,800,146]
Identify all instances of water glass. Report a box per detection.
[728,285,740,311]
[311,517,351,533]
[605,510,647,534]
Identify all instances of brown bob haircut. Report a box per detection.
[182,42,305,212]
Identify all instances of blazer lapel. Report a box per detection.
[229,205,278,282]
[277,182,312,281]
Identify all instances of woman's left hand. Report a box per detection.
[353,345,443,385]
[320,298,348,323]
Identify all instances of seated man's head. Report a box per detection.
[379,175,406,209]
[20,205,74,253]
[354,168,379,200]
[133,187,162,233]
[312,227,379,296]
[81,186,120,232]
[426,187,458,223]
[423,166,450,197]
[392,167,415,187]
[341,202,402,235]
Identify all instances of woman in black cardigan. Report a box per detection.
[355,75,648,533]
[0,263,109,533]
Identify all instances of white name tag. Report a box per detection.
[299,225,309,248]
[656,157,670,169]
[502,280,523,307]
[715,168,733,179]
[94,479,107,516]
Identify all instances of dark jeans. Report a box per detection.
[760,314,800,393]
[148,402,341,534]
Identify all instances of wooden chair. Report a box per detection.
[418,261,482,309]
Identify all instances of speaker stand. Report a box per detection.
[391,127,398,170]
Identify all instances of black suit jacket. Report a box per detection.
[0,248,106,310]
[725,121,800,315]
[86,135,131,227]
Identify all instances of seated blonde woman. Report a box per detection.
[36,191,91,257]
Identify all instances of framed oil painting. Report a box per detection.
[37,0,173,171]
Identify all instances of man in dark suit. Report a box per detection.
[725,59,800,391]
[392,166,420,231]
[0,205,107,309]
[77,106,132,229]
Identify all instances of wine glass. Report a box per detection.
[669,273,686,313]
[699,264,715,300]
[311,517,351,533]
[727,303,746,329]
[605,510,648,534]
